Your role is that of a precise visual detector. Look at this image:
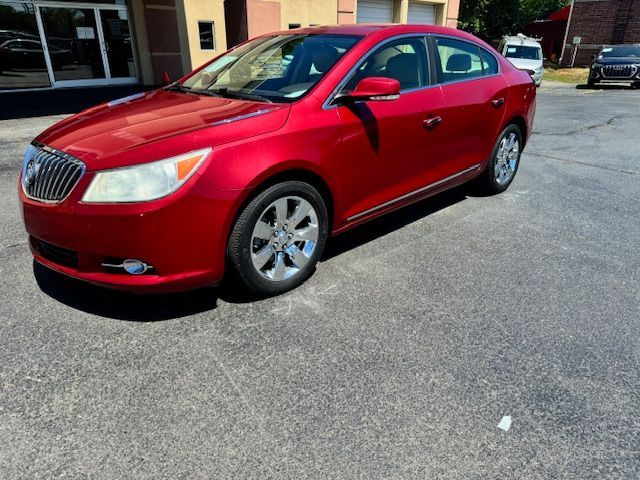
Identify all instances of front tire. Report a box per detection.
[227,181,329,296]
[477,124,523,194]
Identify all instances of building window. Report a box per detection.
[0,2,51,90]
[198,21,215,50]
[288,23,301,29]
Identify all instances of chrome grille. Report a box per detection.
[22,143,85,203]
[601,64,637,78]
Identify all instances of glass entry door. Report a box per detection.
[36,4,137,87]
[97,8,137,83]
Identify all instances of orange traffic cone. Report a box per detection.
[162,70,171,84]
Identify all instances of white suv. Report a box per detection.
[498,34,544,86]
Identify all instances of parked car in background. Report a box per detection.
[588,44,640,88]
[498,34,543,86]
[20,24,536,296]
[0,38,72,73]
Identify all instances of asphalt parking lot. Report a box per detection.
[1,82,639,478]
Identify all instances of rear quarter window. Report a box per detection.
[480,49,499,75]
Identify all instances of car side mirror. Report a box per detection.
[337,77,401,103]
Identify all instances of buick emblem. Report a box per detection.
[25,159,38,186]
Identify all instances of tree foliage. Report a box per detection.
[458,0,570,42]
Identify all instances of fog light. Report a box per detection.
[123,259,150,275]
[101,258,152,274]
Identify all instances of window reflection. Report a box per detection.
[0,2,50,89]
[40,6,106,81]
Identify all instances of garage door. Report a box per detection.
[357,0,394,23]
[407,2,436,24]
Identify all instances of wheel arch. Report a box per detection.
[226,165,336,247]
[506,115,528,147]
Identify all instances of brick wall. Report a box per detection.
[561,0,640,66]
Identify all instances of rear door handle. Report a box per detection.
[492,97,505,108]
[423,116,442,130]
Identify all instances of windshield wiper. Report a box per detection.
[166,84,225,97]
[165,83,192,93]
[209,87,272,103]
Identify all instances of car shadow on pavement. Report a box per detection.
[322,187,467,261]
[33,260,221,321]
[576,83,636,90]
[33,187,468,320]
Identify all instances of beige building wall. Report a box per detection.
[181,0,228,70]
[280,0,338,28]
[446,0,459,27]
[247,0,281,37]
[129,1,154,85]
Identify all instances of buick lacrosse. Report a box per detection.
[20,24,536,295]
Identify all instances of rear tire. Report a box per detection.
[476,124,523,195]
[227,181,329,296]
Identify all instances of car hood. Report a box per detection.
[506,58,542,70]
[595,57,640,65]
[35,89,290,171]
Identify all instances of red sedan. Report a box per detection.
[20,25,536,296]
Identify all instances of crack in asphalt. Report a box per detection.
[532,114,640,137]
[0,242,27,254]
[525,151,638,175]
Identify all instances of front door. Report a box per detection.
[36,4,137,88]
[331,36,448,224]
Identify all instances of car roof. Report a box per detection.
[503,36,541,47]
[267,23,476,39]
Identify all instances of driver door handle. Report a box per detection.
[423,115,442,130]
[492,97,505,108]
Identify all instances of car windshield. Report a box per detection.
[599,45,640,58]
[178,33,362,103]
[504,45,541,60]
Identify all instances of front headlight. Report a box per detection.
[82,148,211,203]
[592,63,603,69]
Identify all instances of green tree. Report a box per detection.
[458,0,570,41]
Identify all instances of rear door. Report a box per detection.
[430,36,508,174]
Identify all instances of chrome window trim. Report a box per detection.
[323,33,503,109]
[347,163,482,222]
[21,141,86,204]
[210,108,277,126]
[431,34,502,86]
[322,33,435,110]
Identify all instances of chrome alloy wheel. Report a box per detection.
[495,132,520,185]
[250,196,319,281]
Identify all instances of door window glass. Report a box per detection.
[435,37,484,83]
[0,2,50,89]
[341,37,428,93]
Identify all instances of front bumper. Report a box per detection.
[590,66,640,83]
[21,171,240,293]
